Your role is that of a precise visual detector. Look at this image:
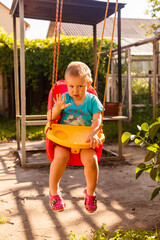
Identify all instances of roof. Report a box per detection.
[56,18,159,39]
[10,0,125,25]
[47,18,159,55]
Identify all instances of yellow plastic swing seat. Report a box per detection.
[46,123,105,154]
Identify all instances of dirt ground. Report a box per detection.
[0,141,160,240]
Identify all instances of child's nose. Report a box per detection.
[74,87,78,93]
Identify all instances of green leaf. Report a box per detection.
[140,142,147,148]
[136,163,146,169]
[134,138,142,146]
[121,132,131,145]
[135,169,144,179]
[147,143,159,153]
[135,163,146,179]
[141,122,149,131]
[151,187,160,200]
[155,173,160,181]
[149,122,160,140]
[145,164,153,173]
[145,132,149,138]
[156,155,160,165]
[150,168,158,181]
[144,151,155,162]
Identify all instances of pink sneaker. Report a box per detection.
[83,189,97,213]
[49,192,66,212]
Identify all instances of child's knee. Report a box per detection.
[80,149,97,166]
[54,145,70,163]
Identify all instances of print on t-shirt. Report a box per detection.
[63,114,86,126]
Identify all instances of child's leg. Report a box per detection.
[80,149,99,196]
[49,145,70,195]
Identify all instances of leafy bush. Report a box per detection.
[122,116,160,200]
[0,28,14,76]
[24,36,111,95]
[132,78,152,104]
[0,28,113,113]
[68,224,160,240]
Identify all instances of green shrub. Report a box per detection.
[0,28,114,111]
[68,224,160,240]
[132,78,152,104]
[122,114,160,200]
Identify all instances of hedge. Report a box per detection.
[0,28,114,113]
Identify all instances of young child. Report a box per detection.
[47,61,103,213]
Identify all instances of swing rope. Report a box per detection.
[50,0,119,128]
[52,0,63,87]
[49,0,64,128]
[93,0,110,90]
[52,0,60,86]
[55,0,63,84]
[51,0,63,112]
[101,0,119,125]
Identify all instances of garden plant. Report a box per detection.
[68,224,160,240]
[122,117,160,200]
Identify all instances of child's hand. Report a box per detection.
[47,94,71,121]
[86,133,102,149]
[53,94,71,110]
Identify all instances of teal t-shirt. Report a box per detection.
[58,92,103,126]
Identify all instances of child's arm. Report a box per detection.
[86,112,102,149]
[47,94,71,121]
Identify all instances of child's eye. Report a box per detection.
[79,85,83,88]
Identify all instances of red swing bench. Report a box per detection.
[45,80,105,166]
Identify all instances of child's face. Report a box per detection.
[65,73,89,103]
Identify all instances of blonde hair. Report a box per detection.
[65,61,93,84]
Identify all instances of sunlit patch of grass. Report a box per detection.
[26,126,45,140]
[0,215,8,224]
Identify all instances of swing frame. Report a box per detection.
[11,0,125,167]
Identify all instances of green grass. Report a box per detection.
[0,105,160,142]
[0,115,45,142]
[0,116,16,141]
[68,224,160,240]
[0,215,7,224]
